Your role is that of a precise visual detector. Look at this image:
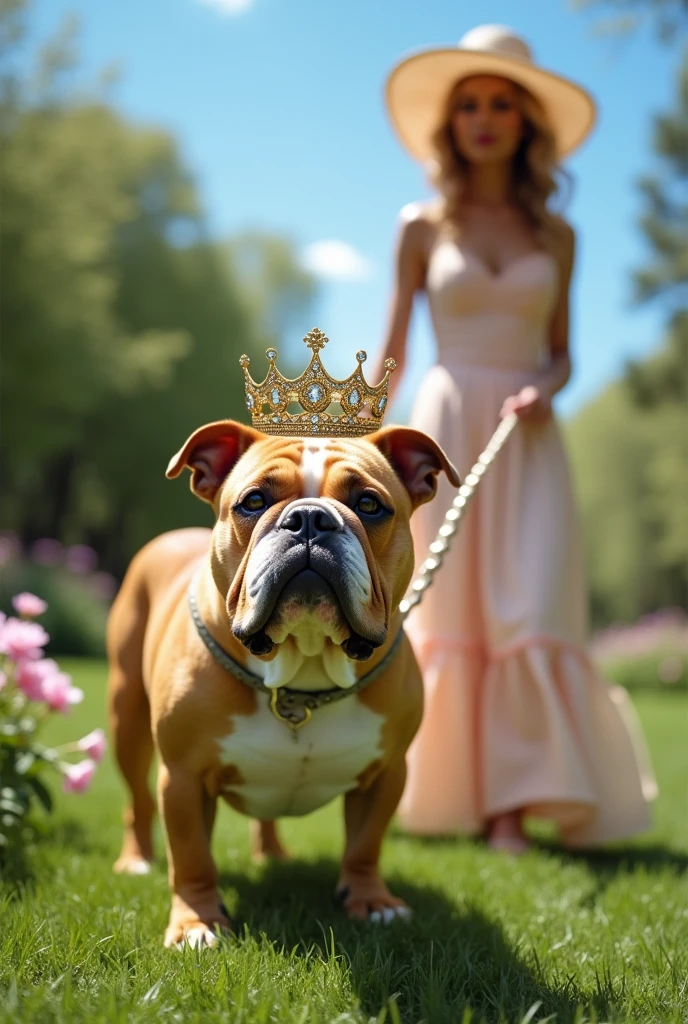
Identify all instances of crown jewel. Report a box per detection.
[240,328,396,437]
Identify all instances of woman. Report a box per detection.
[378,25,656,852]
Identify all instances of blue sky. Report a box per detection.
[28,0,678,420]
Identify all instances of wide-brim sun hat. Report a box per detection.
[385,24,597,162]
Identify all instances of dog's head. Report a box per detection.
[167,421,459,663]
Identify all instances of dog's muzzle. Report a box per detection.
[232,498,384,658]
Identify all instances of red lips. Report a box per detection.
[474,133,496,146]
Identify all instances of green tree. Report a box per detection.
[566,383,657,625]
[631,55,688,318]
[567,12,688,624]
[0,1,192,542]
[0,0,316,576]
[76,229,316,575]
[623,51,688,611]
[573,0,688,42]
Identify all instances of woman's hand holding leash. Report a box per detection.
[500,385,552,423]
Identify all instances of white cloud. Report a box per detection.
[197,0,254,15]
[300,240,374,282]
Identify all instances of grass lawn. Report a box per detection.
[1,659,686,1024]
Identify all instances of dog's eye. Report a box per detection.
[240,491,267,514]
[355,494,383,516]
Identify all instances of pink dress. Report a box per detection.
[399,238,657,845]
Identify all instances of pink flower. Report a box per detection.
[65,544,98,574]
[31,538,63,566]
[16,658,61,701]
[12,592,48,618]
[0,617,49,660]
[62,759,96,793]
[77,728,107,762]
[41,671,84,712]
[0,533,21,567]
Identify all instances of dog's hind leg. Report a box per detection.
[250,819,289,863]
[107,577,156,875]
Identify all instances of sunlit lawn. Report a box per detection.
[1,659,686,1023]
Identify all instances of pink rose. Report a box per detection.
[77,728,107,762]
[41,671,84,712]
[12,592,48,618]
[16,658,61,701]
[0,617,49,660]
[62,759,97,793]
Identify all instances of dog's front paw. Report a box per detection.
[114,854,153,875]
[335,874,412,924]
[164,895,232,949]
[164,915,232,949]
[165,923,225,949]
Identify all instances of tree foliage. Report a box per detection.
[567,21,687,626]
[573,0,688,43]
[0,0,316,576]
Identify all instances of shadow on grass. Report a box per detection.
[390,828,688,878]
[539,840,688,876]
[218,856,601,1024]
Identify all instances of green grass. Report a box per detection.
[1,660,686,1024]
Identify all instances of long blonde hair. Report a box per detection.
[429,77,572,253]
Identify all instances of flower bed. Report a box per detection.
[0,534,115,656]
[0,593,106,857]
[591,608,688,691]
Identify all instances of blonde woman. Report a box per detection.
[378,25,656,852]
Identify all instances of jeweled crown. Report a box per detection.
[240,328,396,437]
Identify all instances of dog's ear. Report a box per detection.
[166,420,263,503]
[367,426,460,509]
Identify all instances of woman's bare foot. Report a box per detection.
[487,810,529,855]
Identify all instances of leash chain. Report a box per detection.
[399,412,519,619]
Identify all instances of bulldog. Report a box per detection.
[107,419,458,947]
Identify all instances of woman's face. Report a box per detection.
[450,75,524,165]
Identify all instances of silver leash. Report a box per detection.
[399,412,519,619]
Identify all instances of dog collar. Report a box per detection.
[188,578,403,733]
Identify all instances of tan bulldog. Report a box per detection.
[107,420,458,947]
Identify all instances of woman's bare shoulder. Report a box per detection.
[399,198,443,226]
[547,215,576,276]
[397,200,441,255]
[550,215,576,250]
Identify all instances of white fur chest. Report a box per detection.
[216,694,384,820]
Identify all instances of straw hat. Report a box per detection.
[385,24,596,161]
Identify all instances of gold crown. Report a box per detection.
[240,328,396,437]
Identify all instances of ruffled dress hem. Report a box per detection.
[397,632,656,847]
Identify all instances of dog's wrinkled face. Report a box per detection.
[167,422,459,664]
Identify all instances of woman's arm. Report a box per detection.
[501,223,575,422]
[371,210,429,402]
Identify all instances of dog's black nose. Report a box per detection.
[280,504,339,541]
